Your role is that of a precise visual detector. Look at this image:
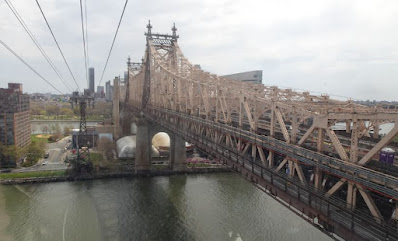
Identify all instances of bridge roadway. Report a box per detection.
[125,103,398,240]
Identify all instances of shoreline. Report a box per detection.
[0,167,232,185]
[31,120,102,123]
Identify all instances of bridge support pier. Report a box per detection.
[169,134,187,171]
[113,77,121,139]
[135,117,151,173]
[120,112,133,135]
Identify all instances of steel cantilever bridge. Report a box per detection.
[117,21,398,240]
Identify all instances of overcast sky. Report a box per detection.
[0,0,397,101]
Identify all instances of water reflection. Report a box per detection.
[0,173,332,241]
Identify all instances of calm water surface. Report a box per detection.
[0,173,332,241]
[31,121,99,134]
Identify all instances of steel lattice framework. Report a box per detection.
[122,21,398,239]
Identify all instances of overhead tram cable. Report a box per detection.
[0,39,64,95]
[79,0,89,87]
[84,0,89,68]
[98,0,129,87]
[35,0,80,91]
[5,0,73,92]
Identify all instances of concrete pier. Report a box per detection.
[169,134,187,171]
[112,77,120,139]
[134,117,151,173]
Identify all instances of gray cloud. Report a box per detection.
[0,0,397,101]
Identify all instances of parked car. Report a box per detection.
[44,152,49,158]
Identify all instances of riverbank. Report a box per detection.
[0,167,232,185]
[31,119,103,122]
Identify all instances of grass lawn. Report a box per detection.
[0,170,66,179]
[31,134,50,143]
[187,163,212,168]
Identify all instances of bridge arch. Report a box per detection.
[133,116,187,172]
[151,132,170,158]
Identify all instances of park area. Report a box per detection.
[31,134,51,143]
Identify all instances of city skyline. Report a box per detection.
[0,0,397,101]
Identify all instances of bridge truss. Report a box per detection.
[122,21,398,240]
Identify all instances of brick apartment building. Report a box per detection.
[0,83,31,148]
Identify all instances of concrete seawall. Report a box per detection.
[0,167,232,185]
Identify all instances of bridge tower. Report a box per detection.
[121,57,142,136]
[133,21,187,173]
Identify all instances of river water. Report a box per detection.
[0,173,332,241]
[31,121,99,134]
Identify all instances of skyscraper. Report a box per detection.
[105,80,112,101]
[89,67,95,93]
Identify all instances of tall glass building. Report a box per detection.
[89,67,95,93]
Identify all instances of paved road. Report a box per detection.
[12,136,72,173]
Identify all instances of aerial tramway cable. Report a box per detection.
[98,0,129,87]
[5,0,73,92]
[79,0,89,87]
[35,0,80,90]
[0,39,64,95]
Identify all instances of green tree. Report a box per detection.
[45,105,57,116]
[68,149,93,176]
[39,110,47,118]
[0,144,21,168]
[60,108,74,118]
[72,107,80,117]
[54,105,61,119]
[26,141,46,165]
[30,106,41,116]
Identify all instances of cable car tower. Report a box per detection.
[70,91,94,172]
